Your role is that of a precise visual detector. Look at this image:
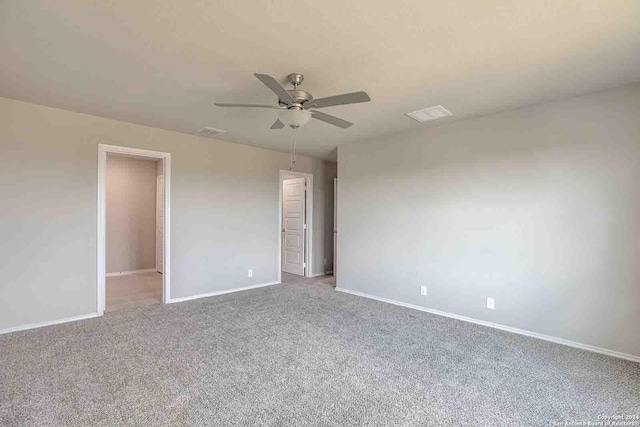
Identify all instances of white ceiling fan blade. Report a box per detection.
[270,119,285,129]
[215,103,282,109]
[254,73,294,104]
[311,111,353,128]
[308,91,370,109]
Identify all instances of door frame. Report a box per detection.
[97,144,171,315]
[333,177,337,279]
[278,170,313,282]
[155,174,164,273]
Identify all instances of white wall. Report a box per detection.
[0,97,336,330]
[338,83,640,358]
[106,155,158,274]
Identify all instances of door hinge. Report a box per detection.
[303,262,307,268]
[303,224,307,230]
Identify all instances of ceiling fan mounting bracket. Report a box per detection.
[287,73,304,88]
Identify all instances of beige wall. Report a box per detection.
[106,155,158,274]
[338,83,640,358]
[0,96,336,330]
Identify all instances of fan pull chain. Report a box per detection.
[289,132,296,171]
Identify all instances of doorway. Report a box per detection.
[279,170,313,280]
[97,144,171,315]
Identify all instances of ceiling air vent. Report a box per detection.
[406,105,453,123]
[199,126,226,136]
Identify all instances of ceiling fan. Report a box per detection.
[215,73,370,129]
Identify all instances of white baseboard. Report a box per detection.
[0,313,99,336]
[106,269,157,277]
[1,281,280,335]
[168,280,280,304]
[310,271,333,278]
[335,287,640,363]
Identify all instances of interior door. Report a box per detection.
[282,177,306,276]
[156,175,164,274]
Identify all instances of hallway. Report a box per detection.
[106,272,162,312]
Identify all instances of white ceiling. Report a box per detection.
[2,1,639,160]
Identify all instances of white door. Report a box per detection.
[333,177,337,278]
[156,175,164,274]
[282,177,306,276]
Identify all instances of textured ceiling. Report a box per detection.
[1,1,639,160]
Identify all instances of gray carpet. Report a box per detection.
[1,273,638,426]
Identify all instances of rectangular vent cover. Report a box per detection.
[199,126,226,136]
[406,105,453,122]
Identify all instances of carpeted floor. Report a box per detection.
[1,273,638,426]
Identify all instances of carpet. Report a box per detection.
[1,273,638,426]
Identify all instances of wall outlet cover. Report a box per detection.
[487,297,495,310]
[247,269,253,278]
[420,286,427,296]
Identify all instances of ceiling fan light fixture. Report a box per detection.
[279,108,311,128]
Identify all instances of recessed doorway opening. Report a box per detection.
[97,144,171,315]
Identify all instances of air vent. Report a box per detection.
[199,126,226,136]
[406,105,453,123]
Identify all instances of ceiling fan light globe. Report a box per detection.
[279,108,311,128]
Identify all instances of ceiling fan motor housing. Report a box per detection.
[281,73,313,107]
[282,90,313,107]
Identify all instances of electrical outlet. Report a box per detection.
[486,298,495,310]
[420,286,427,296]
[247,269,253,278]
